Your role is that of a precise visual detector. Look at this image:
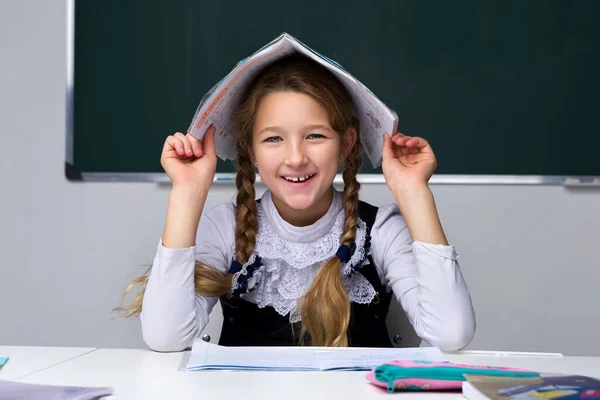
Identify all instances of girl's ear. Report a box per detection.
[341,129,357,160]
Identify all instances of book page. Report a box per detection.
[188,36,295,161]
[186,340,446,371]
[186,340,318,371]
[288,35,397,168]
[315,346,447,371]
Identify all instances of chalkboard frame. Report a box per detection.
[65,0,600,187]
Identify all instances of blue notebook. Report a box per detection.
[0,357,8,368]
[463,374,600,400]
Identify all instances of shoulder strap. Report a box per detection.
[357,200,378,234]
[356,200,384,291]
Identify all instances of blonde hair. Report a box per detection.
[116,55,363,347]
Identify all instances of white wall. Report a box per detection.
[1,0,598,355]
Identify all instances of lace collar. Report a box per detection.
[228,190,376,322]
[260,189,343,243]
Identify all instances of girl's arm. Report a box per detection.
[390,182,448,246]
[377,133,475,350]
[162,185,209,248]
[141,204,234,352]
[371,204,476,351]
[140,128,225,351]
[381,131,447,246]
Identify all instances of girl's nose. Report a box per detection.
[285,143,308,168]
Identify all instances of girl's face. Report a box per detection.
[251,91,354,226]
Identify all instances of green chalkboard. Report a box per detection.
[68,0,600,181]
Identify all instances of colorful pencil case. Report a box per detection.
[365,360,539,392]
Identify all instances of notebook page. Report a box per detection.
[187,340,319,371]
[315,347,447,371]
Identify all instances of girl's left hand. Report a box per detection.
[381,132,437,190]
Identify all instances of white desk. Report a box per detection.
[0,345,96,381]
[5,347,598,400]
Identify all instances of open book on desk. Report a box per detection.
[186,339,447,371]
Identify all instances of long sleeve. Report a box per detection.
[370,204,476,351]
[140,203,235,352]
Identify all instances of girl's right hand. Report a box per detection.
[160,126,217,190]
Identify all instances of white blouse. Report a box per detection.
[140,189,476,352]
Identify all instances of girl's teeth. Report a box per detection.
[285,174,312,182]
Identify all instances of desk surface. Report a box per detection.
[0,345,96,381]
[4,347,600,400]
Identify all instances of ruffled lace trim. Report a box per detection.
[255,205,369,271]
[229,253,262,295]
[228,202,377,322]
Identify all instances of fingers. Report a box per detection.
[381,133,395,162]
[163,126,218,160]
[187,133,203,158]
[383,131,438,167]
[202,126,217,157]
[164,136,183,157]
[399,153,436,164]
[391,132,409,156]
[391,133,434,154]
[173,132,194,157]
[164,133,199,159]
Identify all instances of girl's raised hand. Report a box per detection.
[381,132,437,191]
[160,126,217,191]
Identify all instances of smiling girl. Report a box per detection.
[117,55,476,351]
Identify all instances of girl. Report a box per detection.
[118,55,476,351]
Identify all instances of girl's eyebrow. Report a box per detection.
[258,124,332,136]
[258,126,286,136]
[304,124,332,132]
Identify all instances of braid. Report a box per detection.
[234,152,258,264]
[341,119,363,246]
